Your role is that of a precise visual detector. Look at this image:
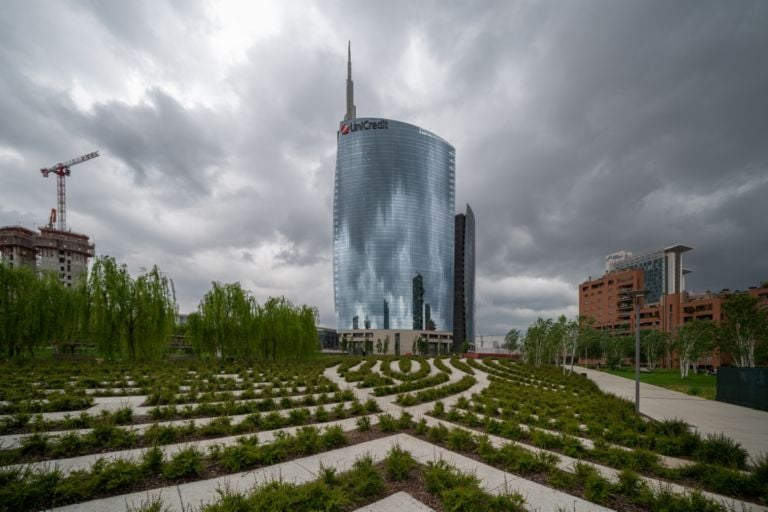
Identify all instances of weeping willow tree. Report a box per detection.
[0,263,85,359]
[84,256,176,361]
[189,282,318,361]
[187,282,259,358]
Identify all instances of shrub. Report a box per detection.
[432,400,445,417]
[20,433,49,456]
[441,486,526,511]
[261,411,285,430]
[218,443,253,472]
[113,407,133,425]
[434,357,452,374]
[384,445,417,481]
[91,458,143,492]
[321,425,347,449]
[50,432,86,458]
[356,415,371,432]
[143,424,179,446]
[428,423,450,443]
[378,413,398,432]
[200,417,232,437]
[447,427,477,452]
[397,411,414,429]
[363,398,380,413]
[422,459,478,494]
[295,426,322,455]
[332,402,348,419]
[345,455,385,498]
[141,446,165,474]
[695,433,748,469]
[584,472,611,505]
[287,408,311,426]
[531,430,564,450]
[496,443,551,475]
[314,405,329,423]
[163,447,204,479]
[751,453,768,490]
[450,357,474,375]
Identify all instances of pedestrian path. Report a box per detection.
[354,491,435,512]
[50,433,615,512]
[573,366,768,458]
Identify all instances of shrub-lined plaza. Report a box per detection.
[0,356,765,511]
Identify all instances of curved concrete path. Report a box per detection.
[573,366,768,458]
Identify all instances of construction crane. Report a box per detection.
[40,151,99,231]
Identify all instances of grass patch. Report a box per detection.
[600,368,716,400]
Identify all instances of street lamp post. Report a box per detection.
[625,289,647,414]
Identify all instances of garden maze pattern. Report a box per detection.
[0,356,765,511]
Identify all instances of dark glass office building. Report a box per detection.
[333,117,456,331]
[453,205,475,349]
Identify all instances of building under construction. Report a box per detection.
[0,226,95,286]
[0,151,98,286]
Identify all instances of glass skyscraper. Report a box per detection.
[333,117,456,331]
[453,205,476,348]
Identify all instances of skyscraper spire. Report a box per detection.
[344,41,356,121]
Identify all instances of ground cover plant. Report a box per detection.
[0,424,355,511]
[395,375,476,405]
[379,357,431,381]
[338,358,393,388]
[0,357,763,512]
[433,358,767,505]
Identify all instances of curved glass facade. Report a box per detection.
[333,118,455,331]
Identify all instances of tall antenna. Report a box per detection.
[344,41,356,121]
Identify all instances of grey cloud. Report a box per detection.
[76,89,227,199]
[1,0,767,330]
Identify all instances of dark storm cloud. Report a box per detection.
[1,0,766,331]
[76,88,226,198]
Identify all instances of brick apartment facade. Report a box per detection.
[579,246,768,368]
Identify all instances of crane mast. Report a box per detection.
[40,151,99,231]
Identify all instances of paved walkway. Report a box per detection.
[573,366,768,458]
[51,434,615,512]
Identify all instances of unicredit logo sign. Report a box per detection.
[340,119,389,135]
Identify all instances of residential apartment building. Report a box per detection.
[579,245,768,367]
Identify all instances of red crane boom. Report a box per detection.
[40,151,99,231]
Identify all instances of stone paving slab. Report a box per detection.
[0,401,353,449]
[49,433,614,512]
[354,491,436,511]
[7,415,368,475]
[15,362,768,512]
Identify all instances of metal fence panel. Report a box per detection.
[716,367,768,411]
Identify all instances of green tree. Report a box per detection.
[640,329,666,371]
[601,333,632,369]
[503,328,520,353]
[720,293,767,367]
[522,317,554,367]
[84,257,176,361]
[0,263,76,358]
[675,320,716,378]
[576,317,604,367]
[189,283,318,362]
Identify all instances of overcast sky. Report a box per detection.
[1,1,766,335]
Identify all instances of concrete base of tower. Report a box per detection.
[337,329,453,356]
